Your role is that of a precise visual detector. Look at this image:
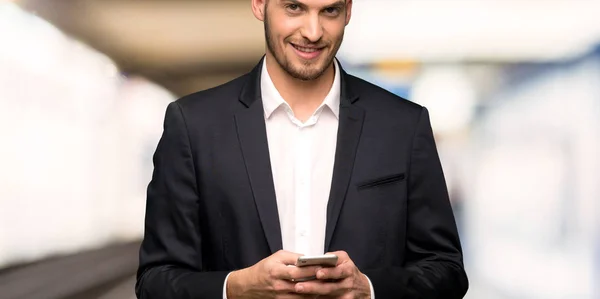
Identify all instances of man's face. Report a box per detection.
[263,0,351,81]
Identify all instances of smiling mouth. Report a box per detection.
[291,43,325,53]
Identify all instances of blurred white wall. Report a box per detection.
[340,0,600,63]
[465,55,600,298]
[0,2,173,268]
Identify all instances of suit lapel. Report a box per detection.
[234,58,364,254]
[235,58,283,253]
[325,69,364,252]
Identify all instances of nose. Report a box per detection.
[300,13,323,43]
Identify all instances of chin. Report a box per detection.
[294,56,327,69]
[291,67,328,81]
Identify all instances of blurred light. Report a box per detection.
[411,65,476,134]
[340,0,600,63]
[0,2,174,268]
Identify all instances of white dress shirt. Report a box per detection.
[262,59,340,257]
[223,58,374,298]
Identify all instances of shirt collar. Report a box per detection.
[261,58,341,120]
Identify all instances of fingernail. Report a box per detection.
[317,271,323,278]
[296,284,304,292]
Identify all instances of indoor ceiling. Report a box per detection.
[13,0,600,96]
[17,0,266,96]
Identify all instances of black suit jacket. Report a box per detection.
[136,58,468,298]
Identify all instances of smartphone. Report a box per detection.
[295,254,338,267]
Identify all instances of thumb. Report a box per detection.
[275,250,303,265]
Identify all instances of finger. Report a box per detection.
[287,265,322,280]
[272,264,320,281]
[270,278,297,293]
[275,250,304,265]
[271,264,296,280]
[316,263,353,280]
[294,279,344,296]
[325,251,349,264]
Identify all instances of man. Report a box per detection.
[136,0,468,298]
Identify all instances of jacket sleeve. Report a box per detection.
[135,101,228,299]
[363,107,469,299]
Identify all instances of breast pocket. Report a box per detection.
[356,173,406,190]
[339,172,407,266]
[354,172,407,222]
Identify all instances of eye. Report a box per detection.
[323,6,341,16]
[286,4,300,12]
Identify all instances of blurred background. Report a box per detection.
[1,0,599,298]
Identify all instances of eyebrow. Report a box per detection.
[284,0,346,10]
[325,0,346,9]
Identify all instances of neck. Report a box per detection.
[265,53,335,121]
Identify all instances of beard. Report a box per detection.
[264,10,344,81]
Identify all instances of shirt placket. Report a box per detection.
[294,124,312,255]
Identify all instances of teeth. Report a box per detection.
[294,45,320,53]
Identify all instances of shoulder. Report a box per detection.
[346,73,424,120]
[173,73,250,115]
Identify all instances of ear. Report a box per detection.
[345,0,352,26]
[251,0,268,22]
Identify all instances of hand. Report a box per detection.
[293,251,371,299]
[227,250,321,299]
